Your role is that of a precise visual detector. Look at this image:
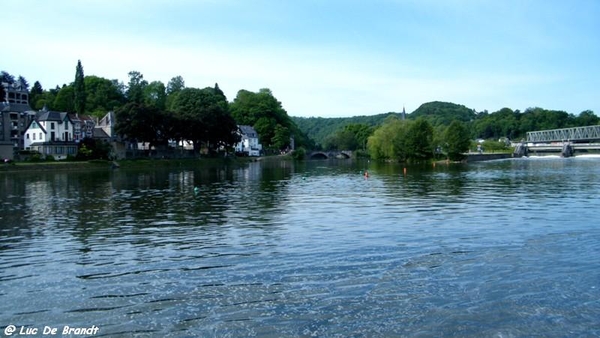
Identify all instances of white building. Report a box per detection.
[23,110,77,160]
[234,125,262,156]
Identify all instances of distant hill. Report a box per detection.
[291,112,403,147]
[292,101,478,147]
[292,101,598,147]
[410,101,477,126]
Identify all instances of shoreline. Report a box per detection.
[0,157,261,173]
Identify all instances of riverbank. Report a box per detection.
[0,157,261,173]
[466,152,513,162]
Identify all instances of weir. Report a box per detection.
[514,125,600,158]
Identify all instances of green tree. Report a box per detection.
[367,117,411,161]
[76,137,111,160]
[166,76,185,110]
[126,71,148,104]
[53,85,75,112]
[272,124,291,150]
[74,60,86,115]
[29,81,43,108]
[84,76,126,118]
[230,88,295,150]
[171,87,239,153]
[444,120,471,161]
[576,110,599,126]
[405,118,434,162]
[166,75,185,95]
[144,81,167,110]
[115,102,171,149]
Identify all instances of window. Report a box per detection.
[51,123,55,130]
[33,133,36,140]
[65,120,69,130]
[39,133,42,140]
[27,134,30,140]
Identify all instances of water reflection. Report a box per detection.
[1,158,599,336]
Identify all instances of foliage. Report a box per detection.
[170,87,240,151]
[323,123,374,151]
[367,117,411,161]
[115,102,172,149]
[53,85,75,112]
[74,60,86,115]
[292,112,401,149]
[410,101,477,127]
[84,76,126,117]
[166,76,185,95]
[76,138,111,160]
[405,118,434,161]
[291,147,306,160]
[126,71,148,104]
[29,81,43,107]
[230,88,307,150]
[1,71,15,84]
[444,120,471,161]
[144,81,167,110]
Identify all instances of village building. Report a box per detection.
[234,125,262,156]
[0,80,36,159]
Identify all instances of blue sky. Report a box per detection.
[4,0,599,117]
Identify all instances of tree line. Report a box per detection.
[294,101,597,161]
[2,62,308,155]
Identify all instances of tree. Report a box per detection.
[143,81,167,110]
[166,75,185,95]
[84,76,126,117]
[74,60,86,115]
[29,81,43,108]
[230,88,294,150]
[115,102,171,149]
[76,137,111,160]
[1,71,15,84]
[405,118,434,162]
[126,71,148,104]
[170,87,239,153]
[367,117,411,161]
[444,120,471,161]
[17,75,29,90]
[272,124,291,150]
[53,85,75,112]
[576,110,599,126]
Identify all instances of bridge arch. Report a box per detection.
[308,151,353,159]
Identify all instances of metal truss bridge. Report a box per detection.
[527,125,600,143]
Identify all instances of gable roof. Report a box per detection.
[37,111,64,121]
[239,125,258,138]
[26,120,47,134]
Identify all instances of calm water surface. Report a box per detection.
[1,157,599,337]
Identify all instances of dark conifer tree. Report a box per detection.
[74,60,86,114]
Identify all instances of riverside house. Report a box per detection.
[234,125,262,156]
[23,109,78,160]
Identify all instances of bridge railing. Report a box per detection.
[526,125,600,143]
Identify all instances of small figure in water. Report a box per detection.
[364,170,369,178]
[194,186,200,195]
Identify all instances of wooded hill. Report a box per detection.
[293,101,597,148]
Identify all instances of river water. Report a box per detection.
[1,157,599,337]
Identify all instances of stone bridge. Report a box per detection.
[308,150,353,159]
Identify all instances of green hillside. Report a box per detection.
[291,112,403,148]
[410,101,477,126]
[291,101,473,147]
